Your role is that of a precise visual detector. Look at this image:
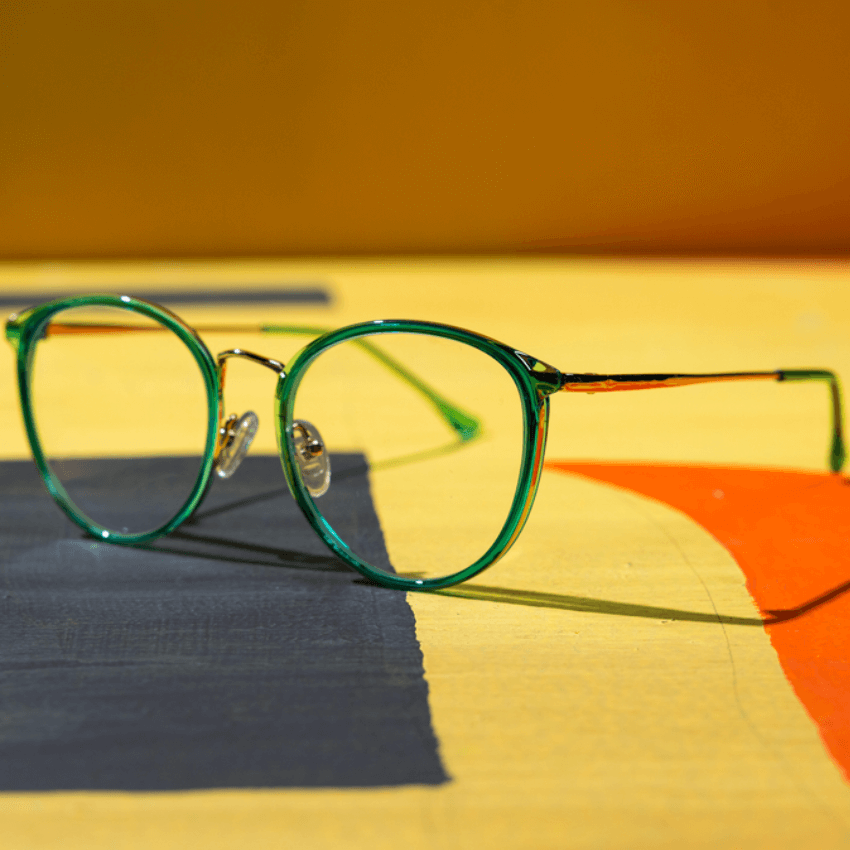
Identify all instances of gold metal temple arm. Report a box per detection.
[558,368,846,472]
[558,370,779,393]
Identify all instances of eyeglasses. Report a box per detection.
[5,294,845,590]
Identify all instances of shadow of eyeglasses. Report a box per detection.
[428,583,766,626]
[135,526,850,627]
[428,580,850,628]
[169,494,850,629]
[137,529,349,572]
[141,454,850,628]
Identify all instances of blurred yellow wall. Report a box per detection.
[1,1,848,257]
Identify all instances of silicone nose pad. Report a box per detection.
[214,411,259,479]
[292,419,331,498]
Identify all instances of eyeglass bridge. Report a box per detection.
[211,348,330,495]
[216,348,286,375]
[212,348,285,479]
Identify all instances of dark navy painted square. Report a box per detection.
[0,455,448,791]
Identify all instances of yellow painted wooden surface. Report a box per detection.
[2,257,850,848]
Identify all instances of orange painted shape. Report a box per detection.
[546,460,850,781]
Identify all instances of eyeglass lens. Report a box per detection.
[291,332,525,580]
[28,305,210,535]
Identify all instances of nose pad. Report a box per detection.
[214,411,259,479]
[292,419,331,498]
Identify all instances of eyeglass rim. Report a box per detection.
[276,319,556,590]
[7,293,221,544]
[7,294,561,589]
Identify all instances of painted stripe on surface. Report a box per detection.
[0,454,446,790]
[0,287,331,309]
[547,460,850,781]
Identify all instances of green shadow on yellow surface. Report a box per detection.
[430,583,766,627]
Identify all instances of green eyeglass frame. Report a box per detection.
[5,294,847,591]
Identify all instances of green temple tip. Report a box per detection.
[777,368,845,475]
[830,434,845,473]
[445,408,481,442]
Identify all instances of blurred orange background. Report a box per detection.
[1,1,848,258]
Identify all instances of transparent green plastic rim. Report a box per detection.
[7,294,221,545]
[276,319,561,590]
